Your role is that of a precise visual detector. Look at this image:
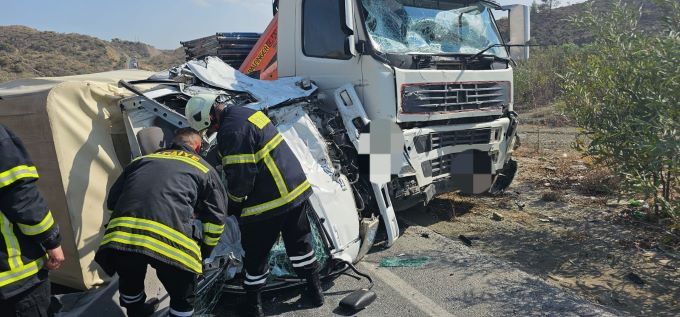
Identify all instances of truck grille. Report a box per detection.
[414,129,491,153]
[430,153,456,177]
[401,82,510,113]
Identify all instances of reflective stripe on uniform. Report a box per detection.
[227,192,245,202]
[169,308,195,317]
[244,269,269,286]
[17,210,55,236]
[135,154,209,173]
[0,165,39,188]
[107,217,201,258]
[221,133,284,166]
[203,235,220,246]
[100,231,202,273]
[120,291,145,304]
[241,181,311,217]
[290,250,317,268]
[247,111,271,129]
[0,257,45,288]
[0,213,23,270]
[202,222,224,235]
[263,153,288,196]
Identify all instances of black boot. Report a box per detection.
[303,272,324,307]
[240,290,264,317]
[125,298,159,317]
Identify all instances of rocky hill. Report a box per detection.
[0,25,184,82]
[497,0,666,45]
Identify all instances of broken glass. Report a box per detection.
[193,206,329,315]
[360,0,507,57]
[269,206,329,278]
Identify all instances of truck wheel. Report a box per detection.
[489,158,518,195]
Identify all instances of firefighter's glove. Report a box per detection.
[227,201,244,218]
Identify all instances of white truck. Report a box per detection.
[273,0,529,207]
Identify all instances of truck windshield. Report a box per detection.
[360,0,507,57]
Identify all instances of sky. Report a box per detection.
[0,0,586,49]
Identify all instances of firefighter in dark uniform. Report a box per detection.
[0,123,65,317]
[186,94,324,316]
[95,128,228,317]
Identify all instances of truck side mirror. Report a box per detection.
[502,4,530,61]
[344,0,358,56]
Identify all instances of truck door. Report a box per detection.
[291,0,363,95]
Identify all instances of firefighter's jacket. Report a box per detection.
[218,107,312,224]
[95,144,227,274]
[0,124,61,299]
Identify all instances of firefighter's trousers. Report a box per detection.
[111,251,196,317]
[0,273,50,317]
[241,201,319,290]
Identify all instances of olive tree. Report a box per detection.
[560,0,680,217]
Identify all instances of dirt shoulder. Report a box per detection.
[401,123,680,316]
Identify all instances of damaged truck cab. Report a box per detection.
[277,0,529,211]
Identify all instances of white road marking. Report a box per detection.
[360,262,455,317]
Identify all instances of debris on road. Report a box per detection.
[625,272,645,285]
[539,216,558,223]
[459,235,473,246]
[492,212,504,221]
[379,256,431,268]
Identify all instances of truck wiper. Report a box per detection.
[466,43,537,65]
[465,44,511,63]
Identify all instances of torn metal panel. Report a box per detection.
[185,57,316,109]
[269,105,361,263]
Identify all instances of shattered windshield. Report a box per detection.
[360,0,507,57]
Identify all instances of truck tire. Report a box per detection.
[489,158,518,195]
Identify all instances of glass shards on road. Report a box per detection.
[379,256,431,268]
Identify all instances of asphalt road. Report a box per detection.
[217,224,622,317]
[57,224,623,317]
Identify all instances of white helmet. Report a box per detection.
[185,94,218,132]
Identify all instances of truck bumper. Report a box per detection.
[391,115,518,211]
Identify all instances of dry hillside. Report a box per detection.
[497,0,666,45]
[0,25,184,82]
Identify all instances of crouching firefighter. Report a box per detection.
[186,95,324,316]
[0,124,65,317]
[95,128,228,317]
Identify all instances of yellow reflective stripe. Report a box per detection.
[142,154,209,173]
[0,257,45,287]
[1,213,23,270]
[221,133,284,166]
[101,231,202,273]
[107,217,200,258]
[202,222,224,235]
[248,111,271,129]
[241,181,311,217]
[203,235,220,246]
[256,133,284,161]
[222,154,256,165]
[0,165,39,188]
[264,154,288,196]
[227,192,245,202]
[17,211,54,236]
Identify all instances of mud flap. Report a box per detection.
[372,182,400,247]
[355,216,379,263]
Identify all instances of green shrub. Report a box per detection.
[559,0,680,218]
[514,45,578,110]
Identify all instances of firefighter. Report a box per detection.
[186,95,324,316]
[0,123,65,317]
[95,128,228,317]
